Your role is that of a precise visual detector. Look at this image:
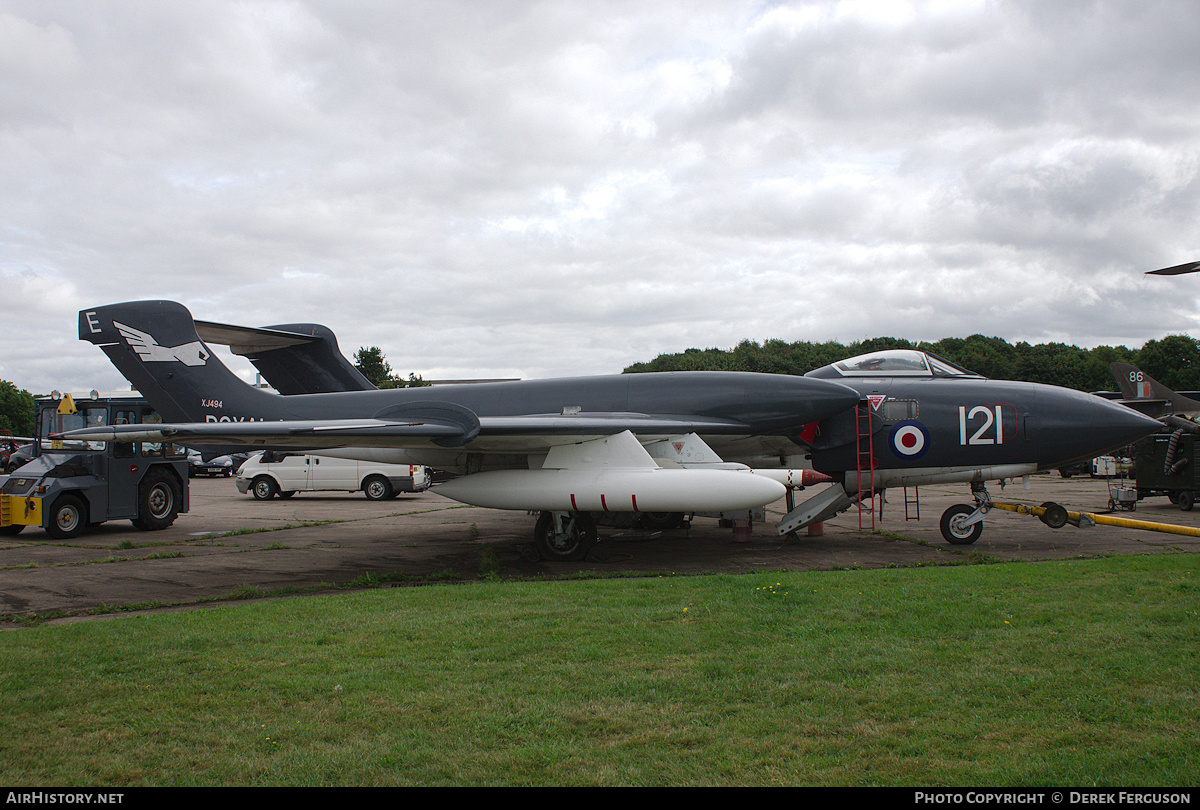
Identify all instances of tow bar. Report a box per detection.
[992,501,1200,538]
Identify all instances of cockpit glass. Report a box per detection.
[832,350,930,375]
[826,349,981,378]
[926,353,980,378]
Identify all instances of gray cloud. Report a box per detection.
[2,0,1199,395]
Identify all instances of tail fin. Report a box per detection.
[191,318,377,395]
[80,301,288,423]
[1110,362,1200,417]
[244,323,376,395]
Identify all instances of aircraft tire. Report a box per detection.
[534,511,597,561]
[251,476,279,500]
[47,494,87,540]
[939,504,982,545]
[1178,490,1194,511]
[639,512,685,531]
[132,468,181,531]
[362,475,393,501]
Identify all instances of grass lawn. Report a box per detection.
[0,553,1195,786]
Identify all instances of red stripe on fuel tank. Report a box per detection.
[600,494,608,511]
[570,494,578,511]
[631,494,639,512]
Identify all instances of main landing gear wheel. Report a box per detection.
[638,512,685,531]
[534,511,598,562]
[940,504,983,545]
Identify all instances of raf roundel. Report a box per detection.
[889,420,929,459]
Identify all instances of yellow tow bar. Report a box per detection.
[991,501,1200,538]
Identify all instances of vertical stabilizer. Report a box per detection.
[244,323,376,395]
[79,301,287,423]
[1111,362,1200,417]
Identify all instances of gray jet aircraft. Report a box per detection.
[63,301,1161,556]
[1108,362,1200,418]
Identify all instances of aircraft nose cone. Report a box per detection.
[1095,397,1163,446]
[1038,389,1162,467]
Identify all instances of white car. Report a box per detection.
[235,452,431,500]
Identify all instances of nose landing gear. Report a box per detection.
[939,481,991,545]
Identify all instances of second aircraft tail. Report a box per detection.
[1111,362,1200,418]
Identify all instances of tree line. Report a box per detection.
[623,334,1200,393]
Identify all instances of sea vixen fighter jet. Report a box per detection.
[64,301,1161,556]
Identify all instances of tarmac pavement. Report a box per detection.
[2,472,1197,622]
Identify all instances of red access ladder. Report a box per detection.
[855,401,876,530]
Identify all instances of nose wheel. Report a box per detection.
[940,483,991,545]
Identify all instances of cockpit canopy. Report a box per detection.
[805,349,982,379]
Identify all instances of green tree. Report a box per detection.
[1136,335,1200,391]
[0,380,35,437]
[1086,345,1138,392]
[353,347,430,389]
[354,347,393,387]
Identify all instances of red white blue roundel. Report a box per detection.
[889,420,929,459]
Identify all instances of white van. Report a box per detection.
[235,452,431,500]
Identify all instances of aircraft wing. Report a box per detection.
[1147,261,1200,276]
[56,419,457,446]
[54,412,761,451]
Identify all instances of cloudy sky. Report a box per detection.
[3,0,1200,395]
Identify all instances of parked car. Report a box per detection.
[4,442,34,474]
[1057,460,1091,478]
[224,453,252,474]
[235,452,431,500]
[188,451,235,478]
[0,436,21,472]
